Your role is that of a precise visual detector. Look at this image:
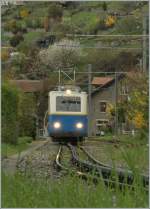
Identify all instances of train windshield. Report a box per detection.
[56,96,81,112]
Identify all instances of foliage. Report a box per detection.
[11,52,27,75]
[106,103,115,117]
[126,72,148,131]
[2,167,148,208]
[31,19,42,29]
[18,93,36,138]
[105,15,116,28]
[21,31,44,45]
[102,2,107,11]
[108,1,138,13]
[2,140,32,158]
[2,82,36,144]
[70,11,100,34]
[48,3,63,20]
[1,49,10,62]
[133,112,145,129]
[2,82,20,144]
[39,39,82,70]
[18,136,33,144]
[10,34,24,47]
[4,19,17,32]
[115,16,142,34]
[20,8,29,18]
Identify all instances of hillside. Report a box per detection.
[1,1,149,83]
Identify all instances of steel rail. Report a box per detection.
[68,143,149,188]
[55,145,94,178]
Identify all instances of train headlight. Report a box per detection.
[76,122,83,129]
[53,122,61,129]
[65,89,72,95]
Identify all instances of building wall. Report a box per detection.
[90,84,116,136]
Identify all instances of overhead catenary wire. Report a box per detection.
[55,44,142,50]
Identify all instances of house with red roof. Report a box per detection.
[90,74,130,136]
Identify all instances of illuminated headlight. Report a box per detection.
[53,122,61,129]
[76,122,83,129]
[65,89,72,95]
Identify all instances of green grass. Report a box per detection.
[1,139,32,158]
[2,170,148,208]
[2,133,148,208]
[107,142,148,172]
[87,133,148,172]
[91,133,148,144]
[23,31,44,44]
[69,11,99,34]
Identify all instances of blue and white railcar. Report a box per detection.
[47,86,88,140]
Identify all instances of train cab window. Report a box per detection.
[56,96,81,112]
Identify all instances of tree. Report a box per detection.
[125,72,148,137]
[2,81,37,144]
[102,2,107,11]
[39,39,82,70]
[48,3,63,20]
[2,82,19,144]
[18,93,36,138]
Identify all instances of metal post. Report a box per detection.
[114,72,118,137]
[59,69,61,85]
[73,69,76,83]
[36,116,39,139]
[88,64,92,137]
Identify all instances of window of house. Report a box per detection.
[100,101,107,112]
[96,119,108,127]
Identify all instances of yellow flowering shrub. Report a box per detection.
[106,103,115,116]
[105,15,116,27]
[1,49,9,61]
[20,9,29,18]
[133,112,145,129]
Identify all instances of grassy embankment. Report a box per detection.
[2,134,149,208]
[2,170,148,208]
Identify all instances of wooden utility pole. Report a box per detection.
[88,64,92,137]
[142,15,147,72]
[114,72,118,137]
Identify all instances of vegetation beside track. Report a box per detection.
[87,133,149,144]
[84,137,148,173]
[2,171,148,208]
[2,137,33,158]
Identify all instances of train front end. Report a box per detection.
[47,87,88,140]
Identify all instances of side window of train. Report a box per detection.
[56,96,81,112]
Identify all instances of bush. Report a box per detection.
[20,8,29,18]
[2,82,36,144]
[10,34,24,47]
[18,136,33,144]
[18,93,36,138]
[2,82,20,144]
[1,49,10,62]
[48,3,63,19]
[115,16,142,34]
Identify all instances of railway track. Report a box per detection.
[55,143,149,190]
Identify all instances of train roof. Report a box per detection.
[48,85,87,94]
